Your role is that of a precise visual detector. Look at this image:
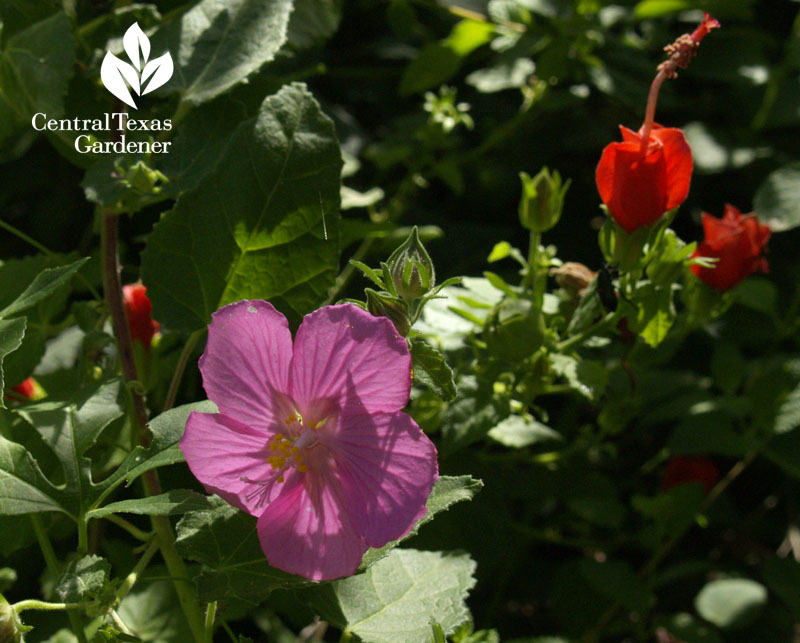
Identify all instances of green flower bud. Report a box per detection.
[123,160,168,195]
[518,168,571,233]
[0,594,22,643]
[365,289,412,336]
[386,227,436,300]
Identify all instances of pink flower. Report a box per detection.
[180,301,438,581]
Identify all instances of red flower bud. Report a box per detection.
[595,124,692,233]
[662,455,719,495]
[5,378,35,401]
[123,283,160,348]
[690,204,771,292]
[11,378,35,399]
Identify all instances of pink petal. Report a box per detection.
[181,411,276,516]
[256,473,367,580]
[330,412,438,548]
[290,304,412,419]
[199,300,294,431]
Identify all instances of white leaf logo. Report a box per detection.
[101,23,173,109]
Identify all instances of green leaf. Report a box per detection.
[466,57,536,93]
[302,549,476,642]
[141,82,341,331]
[117,577,193,641]
[86,490,215,520]
[694,578,767,629]
[0,11,76,121]
[578,559,654,614]
[0,380,124,519]
[633,283,675,348]
[176,475,481,603]
[633,0,692,18]
[632,484,705,536]
[160,0,293,105]
[175,497,314,604]
[156,94,256,200]
[754,163,800,232]
[55,554,111,603]
[440,377,508,455]
[360,475,482,568]
[410,339,457,401]
[668,414,754,457]
[399,20,493,95]
[566,277,604,334]
[567,495,625,530]
[762,557,800,619]
[549,354,608,401]
[0,259,87,319]
[710,342,745,395]
[765,427,800,479]
[100,401,217,497]
[487,415,561,448]
[286,0,341,50]
[0,318,26,407]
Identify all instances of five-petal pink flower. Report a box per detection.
[180,301,439,581]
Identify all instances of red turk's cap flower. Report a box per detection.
[595,124,692,233]
[123,283,160,348]
[690,204,771,292]
[662,455,719,495]
[691,14,721,45]
[9,378,35,399]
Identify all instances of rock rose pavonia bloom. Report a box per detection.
[690,204,771,292]
[123,283,160,348]
[595,124,692,233]
[180,301,439,580]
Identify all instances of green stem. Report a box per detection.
[116,536,161,603]
[525,230,539,288]
[100,150,205,640]
[30,515,89,643]
[204,601,217,643]
[163,329,204,413]
[77,517,89,554]
[105,514,153,542]
[30,515,59,574]
[110,609,134,635]
[556,311,620,353]
[324,236,377,306]
[13,599,83,612]
[148,509,206,642]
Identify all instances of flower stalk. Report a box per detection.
[99,104,206,643]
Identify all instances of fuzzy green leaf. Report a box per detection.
[302,549,476,642]
[86,490,215,520]
[4,380,125,519]
[55,554,111,603]
[0,11,75,122]
[141,82,341,331]
[410,339,457,401]
[694,578,767,629]
[158,0,293,105]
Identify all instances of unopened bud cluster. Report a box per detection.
[353,227,445,336]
